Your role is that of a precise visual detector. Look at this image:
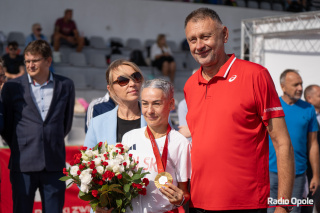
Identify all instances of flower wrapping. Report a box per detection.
[60,142,149,212]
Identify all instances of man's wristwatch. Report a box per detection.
[175,195,185,207]
[278,205,294,212]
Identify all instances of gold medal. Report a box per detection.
[154,172,173,188]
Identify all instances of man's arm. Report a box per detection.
[17,65,25,77]
[267,117,295,213]
[307,131,320,195]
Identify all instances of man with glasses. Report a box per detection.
[1,40,75,213]
[2,41,24,80]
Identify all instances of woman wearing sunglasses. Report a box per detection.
[84,59,146,152]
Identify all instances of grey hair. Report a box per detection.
[142,79,174,100]
[280,69,300,85]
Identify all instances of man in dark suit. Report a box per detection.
[1,40,75,213]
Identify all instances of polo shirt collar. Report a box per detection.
[28,72,53,86]
[198,54,236,84]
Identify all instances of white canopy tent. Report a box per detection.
[241,12,320,96]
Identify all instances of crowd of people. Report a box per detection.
[0,7,319,213]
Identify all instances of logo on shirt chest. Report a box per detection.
[228,75,237,82]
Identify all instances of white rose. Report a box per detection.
[70,165,79,176]
[92,150,99,157]
[108,145,115,152]
[116,154,124,162]
[96,166,104,175]
[105,160,116,171]
[113,164,124,174]
[80,184,90,193]
[127,171,133,177]
[79,169,93,185]
[123,144,130,152]
[81,154,90,161]
[93,157,102,166]
[85,150,93,158]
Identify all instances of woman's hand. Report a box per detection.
[95,207,114,213]
[159,182,185,206]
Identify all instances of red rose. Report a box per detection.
[117,174,123,180]
[92,190,98,197]
[138,188,147,196]
[90,161,95,169]
[92,169,97,175]
[142,178,149,187]
[121,148,124,152]
[77,170,81,175]
[129,154,133,158]
[123,162,127,167]
[98,142,103,147]
[115,144,123,148]
[80,146,87,151]
[115,150,118,153]
[63,168,68,175]
[102,162,108,166]
[74,158,80,164]
[69,161,75,166]
[79,164,85,170]
[99,180,103,185]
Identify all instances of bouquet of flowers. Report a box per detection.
[60,142,149,213]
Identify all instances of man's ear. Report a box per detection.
[223,26,229,44]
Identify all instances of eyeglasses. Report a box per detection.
[113,72,143,87]
[24,58,44,65]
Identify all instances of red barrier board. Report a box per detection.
[0,146,90,213]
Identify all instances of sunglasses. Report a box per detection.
[113,72,142,87]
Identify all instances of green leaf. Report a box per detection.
[91,202,98,212]
[59,176,72,181]
[101,184,110,191]
[116,199,122,208]
[137,167,143,174]
[79,193,95,201]
[121,208,126,212]
[131,174,141,180]
[111,188,124,194]
[122,172,131,180]
[100,193,109,207]
[124,184,131,193]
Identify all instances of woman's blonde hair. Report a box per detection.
[106,59,144,104]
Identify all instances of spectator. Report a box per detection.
[25,23,49,46]
[53,9,84,54]
[151,34,176,83]
[268,70,319,213]
[303,84,320,213]
[184,8,294,213]
[0,57,7,89]
[85,92,115,133]
[2,41,24,80]
[1,40,75,213]
[0,58,6,134]
[25,23,54,72]
[122,79,191,212]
